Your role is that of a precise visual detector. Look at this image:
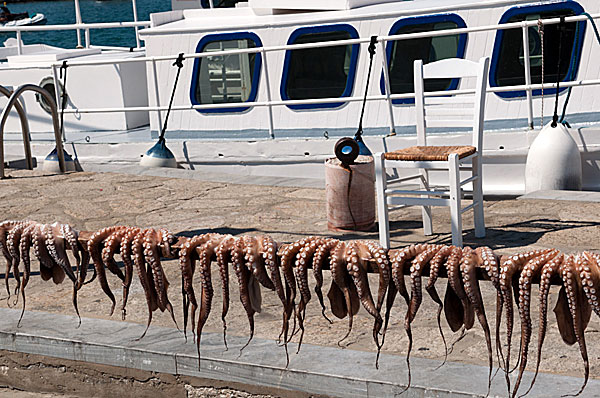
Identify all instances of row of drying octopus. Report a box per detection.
[1,220,599,397]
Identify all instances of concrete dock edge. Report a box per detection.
[0,308,596,398]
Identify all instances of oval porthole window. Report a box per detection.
[35,76,64,115]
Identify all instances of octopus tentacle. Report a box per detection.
[179,233,222,338]
[386,245,428,334]
[499,249,551,393]
[279,237,318,344]
[475,246,504,376]
[460,246,496,394]
[580,252,600,319]
[512,249,560,397]
[519,252,564,397]
[347,241,385,365]
[215,235,235,349]
[119,227,142,320]
[232,236,257,354]
[405,245,443,372]
[88,226,128,315]
[144,229,178,328]
[7,221,34,303]
[329,241,359,345]
[0,221,19,297]
[132,228,158,339]
[556,255,590,397]
[312,238,338,323]
[294,237,326,354]
[16,223,40,326]
[387,244,430,393]
[425,245,454,365]
[196,236,225,365]
[445,246,473,332]
[45,223,82,325]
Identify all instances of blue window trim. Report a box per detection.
[489,1,586,98]
[380,13,467,105]
[280,24,359,110]
[190,32,262,114]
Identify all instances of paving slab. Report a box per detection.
[1,169,600,396]
[0,308,597,398]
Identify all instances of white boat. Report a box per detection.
[1,0,600,194]
[2,13,47,27]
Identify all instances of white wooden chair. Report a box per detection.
[374,56,490,248]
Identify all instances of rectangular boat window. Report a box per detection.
[190,33,262,113]
[281,24,359,109]
[383,14,467,104]
[490,2,586,98]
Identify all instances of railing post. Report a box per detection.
[379,40,396,136]
[522,24,534,129]
[16,30,22,55]
[74,0,83,49]
[261,48,275,139]
[131,0,140,49]
[85,28,90,48]
[150,58,163,133]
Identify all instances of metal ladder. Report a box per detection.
[0,84,67,179]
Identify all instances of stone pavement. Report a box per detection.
[0,168,600,397]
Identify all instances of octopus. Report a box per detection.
[328,240,387,359]
[88,226,129,315]
[388,244,496,392]
[181,233,285,367]
[3,221,87,325]
[132,228,178,338]
[89,226,177,338]
[498,249,552,394]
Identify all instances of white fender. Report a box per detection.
[525,122,582,193]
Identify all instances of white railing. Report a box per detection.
[1,21,151,55]
[3,11,600,139]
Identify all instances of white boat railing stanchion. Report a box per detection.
[85,28,90,48]
[522,23,534,129]
[131,0,140,49]
[378,39,396,136]
[150,58,163,132]
[261,48,275,139]
[74,0,83,49]
[16,30,21,55]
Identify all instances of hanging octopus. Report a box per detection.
[131,227,178,339]
[87,226,129,315]
[311,238,339,324]
[511,249,560,397]
[178,233,224,338]
[498,249,552,394]
[554,254,591,397]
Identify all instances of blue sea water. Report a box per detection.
[1,0,171,48]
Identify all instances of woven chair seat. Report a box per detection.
[384,145,476,161]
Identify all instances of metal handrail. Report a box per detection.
[0,85,33,178]
[0,85,66,178]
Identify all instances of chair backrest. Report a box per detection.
[413,57,490,152]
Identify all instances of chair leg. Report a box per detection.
[420,168,433,236]
[472,155,486,238]
[448,154,463,247]
[374,152,391,249]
